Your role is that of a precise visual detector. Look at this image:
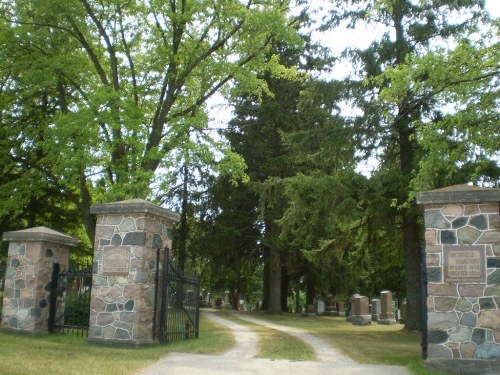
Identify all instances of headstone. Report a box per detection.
[314,299,325,315]
[223,290,231,309]
[215,297,223,309]
[400,301,407,324]
[324,294,339,316]
[1,227,77,334]
[87,199,179,346]
[239,299,246,311]
[302,304,316,317]
[352,295,371,325]
[337,301,346,316]
[347,294,360,322]
[378,291,397,325]
[417,185,500,373]
[371,298,381,322]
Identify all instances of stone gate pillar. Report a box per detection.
[1,227,77,334]
[88,199,179,346]
[417,185,500,374]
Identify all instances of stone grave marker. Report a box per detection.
[371,298,381,322]
[337,301,346,316]
[302,304,316,317]
[314,299,325,315]
[378,290,397,325]
[324,294,338,316]
[352,295,371,325]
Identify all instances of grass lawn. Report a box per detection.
[0,312,234,375]
[230,311,445,375]
[0,309,446,375]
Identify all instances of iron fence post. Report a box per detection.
[152,247,160,341]
[421,244,428,359]
[48,262,60,334]
[159,246,169,344]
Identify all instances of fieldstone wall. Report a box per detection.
[1,227,77,334]
[88,199,179,346]
[417,185,500,372]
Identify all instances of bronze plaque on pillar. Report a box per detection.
[102,246,130,276]
[443,245,485,283]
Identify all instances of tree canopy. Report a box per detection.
[0,0,498,324]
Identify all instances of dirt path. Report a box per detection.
[233,313,353,363]
[140,311,411,375]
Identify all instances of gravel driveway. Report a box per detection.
[140,311,411,375]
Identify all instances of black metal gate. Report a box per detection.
[156,248,200,344]
[48,262,92,336]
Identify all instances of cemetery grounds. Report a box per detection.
[0,309,444,375]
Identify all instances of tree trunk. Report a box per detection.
[176,163,189,270]
[280,266,289,312]
[306,274,315,306]
[262,247,269,310]
[80,173,96,249]
[398,116,423,331]
[267,245,282,313]
[403,208,423,330]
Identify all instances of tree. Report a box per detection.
[377,29,500,190]
[0,0,304,243]
[324,0,489,330]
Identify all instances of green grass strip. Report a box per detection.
[0,313,233,375]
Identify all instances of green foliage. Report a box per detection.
[0,0,305,245]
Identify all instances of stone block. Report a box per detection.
[460,342,477,359]
[425,211,450,229]
[458,284,485,298]
[478,311,500,330]
[448,326,472,343]
[441,230,457,244]
[351,315,371,326]
[479,231,500,244]
[479,297,496,310]
[452,217,468,229]
[428,283,458,297]
[428,312,459,330]
[456,299,473,312]
[476,343,500,359]
[426,253,441,266]
[426,230,437,245]
[428,330,449,344]
[427,344,453,359]
[458,226,482,244]
[460,312,477,327]
[442,205,464,217]
[487,269,500,285]
[97,312,114,326]
[434,297,457,312]
[472,328,487,346]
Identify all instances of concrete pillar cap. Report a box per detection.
[3,226,78,247]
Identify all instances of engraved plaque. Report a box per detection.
[443,246,485,283]
[102,246,130,276]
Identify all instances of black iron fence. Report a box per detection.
[48,262,93,336]
[157,249,200,344]
[0,261,5,324]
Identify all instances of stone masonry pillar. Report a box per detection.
[417,185,500,374]
[1,227,77,334]
[88,199,179,346]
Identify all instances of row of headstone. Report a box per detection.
[350,291,399,326]
[302,294,347,317]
